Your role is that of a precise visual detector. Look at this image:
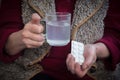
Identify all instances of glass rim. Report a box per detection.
[46,12,71,16]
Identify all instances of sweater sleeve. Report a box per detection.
[0,0,23,63]
[97,0,120,70]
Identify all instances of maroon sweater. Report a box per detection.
[0,0,120,80]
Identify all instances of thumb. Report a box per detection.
[31,13,41,25]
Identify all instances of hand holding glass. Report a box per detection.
[45,12,71,46]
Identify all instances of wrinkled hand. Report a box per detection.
[5,13,45,55]
[22,13,45,48]
[66,44,97,78]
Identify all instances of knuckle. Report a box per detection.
[21,31,25,37]
[38,26,43,33]
[24,23,30,29]
[22,33,28,38]
[40,25,44,32]
[22,30,28,38]
[32,42,43,47]
[31,25,36,30]
[39,41,44,46]
[26,45,32,48]
[22,38,27,45]
[22,31,31,39]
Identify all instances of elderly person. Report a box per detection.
[0,0,120,80]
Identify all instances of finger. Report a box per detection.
[24,44,38,48]
[26,24,44,34]
[75,63,89,78]
[66,54,72,67]
[22,30,45,42]
[66,54,73,71]
[31,13,41,25]
[30,24,44,34]
[82,54,95,70]
[22,38,44,48]
[82,58,92,70]
[67,54,76,74]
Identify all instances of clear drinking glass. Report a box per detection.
[45,12,71,46]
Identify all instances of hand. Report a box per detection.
[66,44,97,78]
[22,13,45,48]
[5,13,45,55]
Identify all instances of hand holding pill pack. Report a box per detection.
[71,40,85,65]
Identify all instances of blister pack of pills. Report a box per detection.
[71,40,85,65]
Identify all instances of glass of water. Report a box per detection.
[45,12,71,46]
